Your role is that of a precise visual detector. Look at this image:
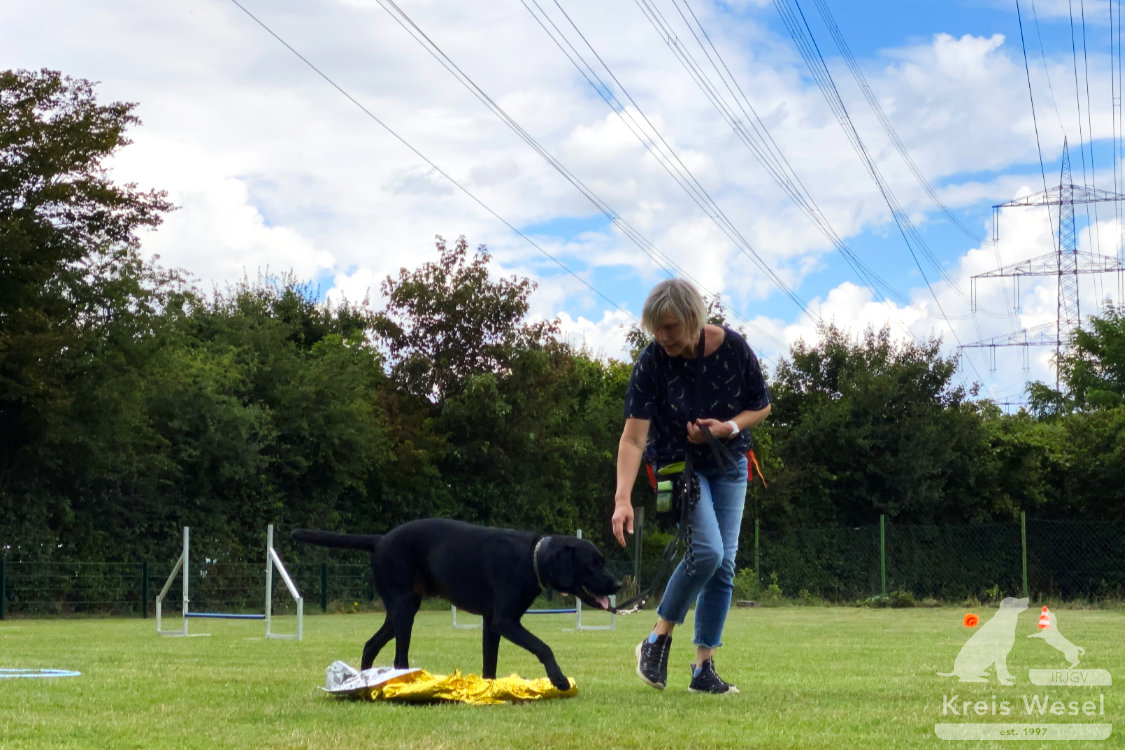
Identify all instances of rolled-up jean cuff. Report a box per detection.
[655,606,686,626]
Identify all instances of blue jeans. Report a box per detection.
[656,456,747,649]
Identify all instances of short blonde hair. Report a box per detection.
[641,279,705,336]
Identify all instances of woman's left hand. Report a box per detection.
[686,418,730,443]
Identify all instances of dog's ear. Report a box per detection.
[541,541,575,590]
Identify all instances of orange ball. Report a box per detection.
[963,613,980,627]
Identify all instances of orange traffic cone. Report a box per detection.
[1038,606,1051,629]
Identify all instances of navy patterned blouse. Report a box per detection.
[623,326,771,469]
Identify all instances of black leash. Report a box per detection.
[612,328,742,615]
[611,454,694,615]
[613,425,741,615]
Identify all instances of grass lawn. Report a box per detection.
[1,605,1121,749]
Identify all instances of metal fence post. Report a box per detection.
[754,517,760,586]
[1021,511,1029,598]
[321,563,328,613]
[880,515,887,596]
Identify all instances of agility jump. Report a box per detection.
[155,525,303,640]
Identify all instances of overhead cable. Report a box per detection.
[226,0,634,323]
[771,0,989,385]
[631,0,906,307]
[809,0,983,244]
[370,0,800,341]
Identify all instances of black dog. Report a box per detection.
[291,519,621,690]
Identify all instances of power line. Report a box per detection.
[520,0,820,334]
[225,0,634,324]
[228,0,792,349]
[1114,0,1125,300]
[630,0,906,308]
[774,0,973,304]
[1068,0,1102,258]
[1030,0,1070,143]
[809,0,983,244]
[1016,0,1057,233]
[771,0,989,387]
[368,0,798,343]
[679,0,914,305]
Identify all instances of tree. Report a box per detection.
[1,68,172,389]
[375,235,557,401]
[1,69,174,559]
[437,341,628,538]
[1028,305,1125,416]
[1,68,173,457]
[766,323,986,525]
[137,275,450,561]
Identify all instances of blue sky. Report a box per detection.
[4,0,1124,406]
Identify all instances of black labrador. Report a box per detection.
[291,518,621,690]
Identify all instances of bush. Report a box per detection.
[732,568,759,601]
[758,572,785,606]
[863,588,914,608]
[889,588,916,608]
[795,588,826,606]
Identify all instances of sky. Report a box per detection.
[5,0,1125,407]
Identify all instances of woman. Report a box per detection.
[611,279,772,694]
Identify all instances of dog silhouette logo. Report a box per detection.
[1028,609,1085,668]
[937,596,1028,686]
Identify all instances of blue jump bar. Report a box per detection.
[185,612,266,620]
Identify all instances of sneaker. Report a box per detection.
[635,633,671,689]
[689,658,739,694]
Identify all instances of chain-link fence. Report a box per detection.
[0,559,370,619]
[2,516,1122,618]
[742,516,1125,603]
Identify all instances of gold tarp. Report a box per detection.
[322,663,577,705]
[357,669,577,704]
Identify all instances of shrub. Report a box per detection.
[889,588,916,608]
[732,568,759,601]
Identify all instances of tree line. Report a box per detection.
[2,69,1122,567]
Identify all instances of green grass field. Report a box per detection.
[1,606,1121,749]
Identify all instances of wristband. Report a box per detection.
[726,420,740,437]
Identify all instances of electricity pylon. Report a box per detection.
[963,139,1125,388]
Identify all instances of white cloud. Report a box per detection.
[556,309,636,363]
[4,0,1119,404]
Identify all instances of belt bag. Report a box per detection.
[653,460,693,516]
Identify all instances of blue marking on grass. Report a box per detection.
[0,668,81,679]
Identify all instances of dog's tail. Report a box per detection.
[291,528,382,552]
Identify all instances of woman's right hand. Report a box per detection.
[611,501,634,548]
[613,417,648,548]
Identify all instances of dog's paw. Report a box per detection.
[549,673,571,691]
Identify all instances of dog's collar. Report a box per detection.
[532,536,550,590]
